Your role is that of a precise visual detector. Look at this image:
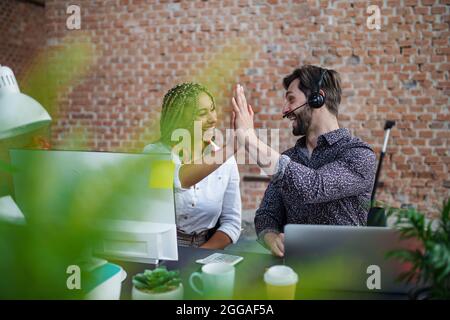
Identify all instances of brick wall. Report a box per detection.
[2,0,449,218]
[0,0,46,80]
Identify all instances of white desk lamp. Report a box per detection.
[0,65,51,223]
[0,65,51,139]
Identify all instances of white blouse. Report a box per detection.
[143,143,242,243]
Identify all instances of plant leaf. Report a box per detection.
[0,160,17,174]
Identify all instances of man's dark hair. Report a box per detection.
[283,65,342,116]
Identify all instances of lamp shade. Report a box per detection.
[0,65,51,140]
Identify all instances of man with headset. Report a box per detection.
[231,65,377,257]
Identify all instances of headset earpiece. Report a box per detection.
[308,91,325,108]
[308,69,327,109]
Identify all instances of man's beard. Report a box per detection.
[292,108,312,136]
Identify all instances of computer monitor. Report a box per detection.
[10,149,178,263]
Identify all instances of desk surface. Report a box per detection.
[112,246,407,300]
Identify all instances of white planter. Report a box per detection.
[132,284,183,300]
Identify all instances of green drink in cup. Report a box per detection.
[264,265,298,300]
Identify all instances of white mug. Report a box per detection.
[189,262,235,299]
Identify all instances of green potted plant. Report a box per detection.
[386,199,450,299]
[132,266,183,300]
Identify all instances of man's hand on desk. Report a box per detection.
[264,232,285,257]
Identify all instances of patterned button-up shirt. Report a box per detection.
[254,128,376,240]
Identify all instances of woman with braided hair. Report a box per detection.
[144,83,241,249]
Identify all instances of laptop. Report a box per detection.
[284,224,421,294]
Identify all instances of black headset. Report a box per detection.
[282,68,327,118]
[308,68,327,108]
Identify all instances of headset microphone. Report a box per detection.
[282,102,307,119]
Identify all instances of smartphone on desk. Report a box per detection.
[195,253,244,266]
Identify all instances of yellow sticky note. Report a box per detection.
[148,160,175,189]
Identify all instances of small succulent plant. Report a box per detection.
[132,266,181,293]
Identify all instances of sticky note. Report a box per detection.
[148,160,175,189]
